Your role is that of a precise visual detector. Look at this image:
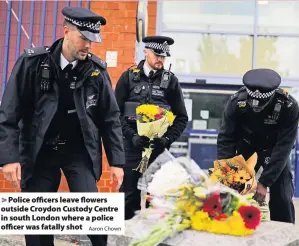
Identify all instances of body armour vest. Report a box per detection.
[127,68,171,109]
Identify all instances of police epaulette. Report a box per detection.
[276,88,289,99]
[128,64,137,70]
[231,86,246,100]
[88,53,107,69]
[24,46,49,57]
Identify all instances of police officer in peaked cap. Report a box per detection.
[217,68,298,224]
[115,35,188,220]
[0,6,124,246]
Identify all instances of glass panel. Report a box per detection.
[183,91,232,130]
[162,1,255,32]
[162,33,253,76]
[256,36,299,77]
[257,1,299,34]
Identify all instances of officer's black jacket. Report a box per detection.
[0,38,125,187]
[115,60,188,144]
[217,88,299,187]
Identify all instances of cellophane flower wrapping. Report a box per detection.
[208,153,270,221]
[133,104,175,174]
[129,151,264,246]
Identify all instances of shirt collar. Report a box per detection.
[60,53,78,70]
[143,61,156,77]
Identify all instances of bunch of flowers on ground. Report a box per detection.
[134,104,175,173]
[129,152,263,246]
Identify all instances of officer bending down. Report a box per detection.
[217,68,298,224]
[0,7,124,246]
[115,35,188,220]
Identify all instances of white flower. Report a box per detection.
[147,160,191,196]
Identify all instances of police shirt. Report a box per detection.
[143,61,156,77]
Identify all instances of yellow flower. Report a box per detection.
[226,211,254,236]
[209,169,223,183]
[227,174,235,184]
[190,211,211,231]
[166,111,175,124]
[190,211,254,236]
[235,170,251,184]
[210,175,219,183]
[175,200,187,211]
[136,104,160,119]
[142,115,149,122]
[183,200,198,216]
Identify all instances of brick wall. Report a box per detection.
[0,1,157,192]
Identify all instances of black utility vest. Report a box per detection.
[127,69,170,109]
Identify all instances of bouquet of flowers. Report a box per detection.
[134,104,175,173]
[129,151,263,246]
[208,153,270,221]
[208,153,257,195]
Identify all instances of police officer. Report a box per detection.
[115,35,188,220]
[217,68,298,224]
[0,7,124,246]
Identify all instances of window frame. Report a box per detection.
[155,0,299,86]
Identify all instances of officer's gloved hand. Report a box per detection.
[150,137,169,151]
[132,134,150,150]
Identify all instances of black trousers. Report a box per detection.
[262,163,295,224]
[21,146,107,246]
[120,138,161,220]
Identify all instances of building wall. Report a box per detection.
[0,1,157,192]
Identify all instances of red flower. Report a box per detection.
[214,213,228,221]
[145,195,153,202]
[238,205,261,229]
[155,114,163,120]
[202,192,222,217]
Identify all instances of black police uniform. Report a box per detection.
[217,68,299,224]
[0,7,124,246]
[115,36,188,220]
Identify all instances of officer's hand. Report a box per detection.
[150,137,169,151]
[132,135,150,150]
[253,182,267,205]
[2,162,21,188]
[110,167,124,191]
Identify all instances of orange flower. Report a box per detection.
[222,163,231,172]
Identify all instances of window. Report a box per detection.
[157,0,299,81]
[162,33,252,75]
[256,36,299,77]
[258,1,299,34]
[162,1,255,32]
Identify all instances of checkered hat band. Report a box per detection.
[65,16,101,32]
[145,42,169,52]
[246,87,275,99]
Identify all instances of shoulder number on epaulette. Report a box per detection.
[24,46,48,57]
[88,54,107,69]
[91,70,100,77]
[237,101,247,107]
